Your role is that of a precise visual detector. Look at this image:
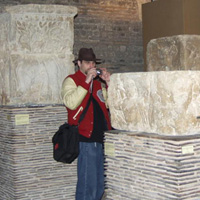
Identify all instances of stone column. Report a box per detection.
[0,4,77,200]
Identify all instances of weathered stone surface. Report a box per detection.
[108,71,200,135]
[0,4,77,105]
[147,35,200,71]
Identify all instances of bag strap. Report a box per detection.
[78,94,92,124]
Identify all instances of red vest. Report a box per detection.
[66,70,112,138]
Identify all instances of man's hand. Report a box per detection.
[99,68,111,86]
[85,68,98,84]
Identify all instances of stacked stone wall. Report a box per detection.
[0,105,76,200]
[104,130,200,200]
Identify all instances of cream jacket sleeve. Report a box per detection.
[61,77,88,110]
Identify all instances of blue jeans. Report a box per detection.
[76,142,104,200]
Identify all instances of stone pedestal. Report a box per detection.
[0,4,77,105]
[147,35,200,71]
[0,105,77,200]
[104,130,200,200]
[0,4,77,200]
[107,69,200,199]
[108,71,200,135]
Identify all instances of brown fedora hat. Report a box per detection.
[73,48,102,64]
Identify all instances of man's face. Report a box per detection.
[78,60,96,75]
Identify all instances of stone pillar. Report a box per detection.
[0,4,77,200]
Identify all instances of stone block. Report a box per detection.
[0,4,77,105]
[108,71,200,135]
[147,35,200,71]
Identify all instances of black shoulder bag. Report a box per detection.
[52,94,92,164]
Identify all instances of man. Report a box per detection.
[61,48,112,200]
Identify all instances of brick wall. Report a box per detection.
[0,0,150,73]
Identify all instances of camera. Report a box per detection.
[96,68,102,75]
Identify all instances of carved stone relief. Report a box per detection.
[108,71,200,135]
[0,4,77,105]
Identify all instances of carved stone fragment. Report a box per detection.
[147,35,200,71]
[0,4,77,105]
[108,71,200,135]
